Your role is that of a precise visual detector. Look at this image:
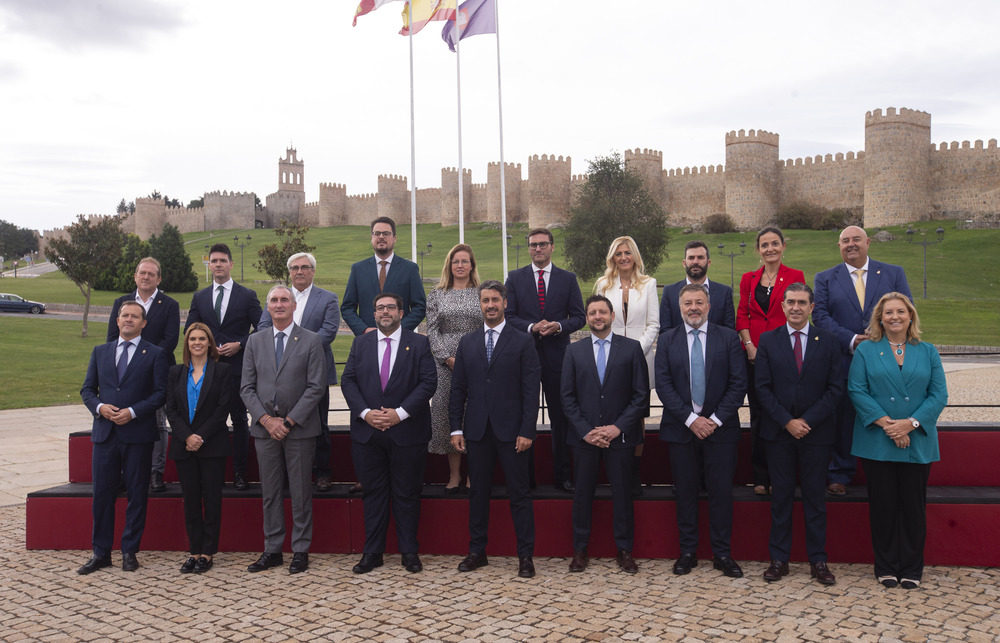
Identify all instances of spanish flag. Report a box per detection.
[353,0,403,27]
[400,0,457,36]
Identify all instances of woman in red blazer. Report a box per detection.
[736,227,806,495]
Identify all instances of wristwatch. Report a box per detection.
[909,417,920,428]
[283,419,294,429]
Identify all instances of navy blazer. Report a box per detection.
[107,291,180,365]
[813,259,911,361]
[80,338,169,444]
[340,328,438,447]
[185,281,262,370]
[450,324,542,442]
[341,255,426,335]
[259,285,340,384]
[164,361,232,460]
[754,324,843,445]
[659,279,736,333]
[560,334,649,449]
[655,322,746,444]
[504,263,586,372]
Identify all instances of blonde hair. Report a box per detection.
[866,292,921,344]
[594,236,651,295]
[434,244,481,291]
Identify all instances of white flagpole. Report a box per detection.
[408,1,418,262]
[455,17,465,243]
[495,0,508,276]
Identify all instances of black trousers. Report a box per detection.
[92,434,153,557]
[765,439,832,563]
[668,439,737,557]
[175,456,226,555]
[541,368,571,485]
[861,458,932,581]
[313,387,332,479]
[745,357,770,487]
[572,445,633,552]
[467,423,534,558]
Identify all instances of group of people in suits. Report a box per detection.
[77,219,947,590]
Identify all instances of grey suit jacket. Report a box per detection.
[240,322,327,440]
[259,285,340,384]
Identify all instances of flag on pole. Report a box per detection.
[441,0,496,52]
[353,0,404,26]
[400,0,456,36]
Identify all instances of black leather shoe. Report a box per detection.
[289,552,309,574]
[180,557,198,574]
[555,480,575,493]
[518,557,535,578]
[900,579,920,590]
[194,557,213,574]
[234,473,249,491]
[616,549,638,574]
[569,549,589,572]
[353,553,383,574]
[672,553,697,575]
[810,561,836,585]
[121,552,139,572]
[150,470,166,493]
[444,485,462,496]
[247,552,283,573]
[457,552,488,572]
[316,477,332,492]
[878,575,899,588]
[401,553,422,573]
[763,560,788,582]
[77,555,111,575]
[713,556,743,578]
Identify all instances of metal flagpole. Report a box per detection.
[408,1,418,262]
[455,17,465,243]
[495,0,508,276]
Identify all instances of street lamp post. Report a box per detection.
[717,242,746,290]
[232,234,252,282]
[507,234,525,269]
[418,242,433,279]
[906,226,944,299]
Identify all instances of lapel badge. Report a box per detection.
[813,336,819,341]
[405,346,410,351]
[293,336,298,341]
[879,351,884,356]
[877,270,881,275]
[142,349,147,354]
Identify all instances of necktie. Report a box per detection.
[214,285,224,323]
[853,269,866,310]
[486,329,495,364]
[378,260,388,292]
[596,339,608,385]
[380,337,392,391]
[690,329,705,407]
[536,269,545,312]
[117,341,131,382]
[793,331,803,374]
[275,331,285,369]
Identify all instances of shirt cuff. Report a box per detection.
[450,430,463,436]
[709,413,722,427]
[849,334,858,354]
[527,322,534,333]
[95,403,104,416]
[395,407,410,422]
[684,412,699,427]
[360,408,371,420]
[128,407,136,420]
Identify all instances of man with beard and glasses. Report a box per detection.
[659,240,735,332]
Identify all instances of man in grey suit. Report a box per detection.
[241,285,327,575]
[258,252,340,492]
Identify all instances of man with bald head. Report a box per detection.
[813,226,910,495]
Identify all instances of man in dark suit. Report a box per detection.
[78,301,169,574]
[450,280,542,578]
[755,282,843,585]
[813,226,910,494]
[107,257,179,493]
[655,283,746,578]
[341,216,426,336]
[341,292,437,574]
[241,286,327,575]
[659,240,736,332]
[504,228,586,493]
[258,252,340,492]
[186,243,262,491]
[561,294,648,574]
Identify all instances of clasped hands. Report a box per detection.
[879,416,913,449]
[584,425,622,448]
[99,404,133,426]
[262,415,292,441]
[532,320,560,337]
[185,434,204,452]
[365,408,401,432]
[689,416,718,440]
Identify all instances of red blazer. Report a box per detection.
[736,264,806,347]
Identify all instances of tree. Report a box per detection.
[563,152,670,281]
[254,220,316,284]
[0,220,38,263]
[187,197,204,209]
[44,216,124,338]
[150,223,199,292]
[94,234,152,292]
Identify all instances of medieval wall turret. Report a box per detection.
[725,129,780,229]
[487,162,523,223]
[528,154,572,228]
[377,174,409,223]
[864,107,932,226]
[440,167,472,227]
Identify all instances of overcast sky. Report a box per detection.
[3,0,1000,233]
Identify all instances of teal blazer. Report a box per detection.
[848,337,947,464]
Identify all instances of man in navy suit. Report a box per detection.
[755,282,842,585]
[341,292,437,574]
[258,252,340,492]
[659,240,736,332]
[186,243,262,490]
[450,280,542,578]
[655,283,746,578]
[561,295,648,574]
[504,228,586,493]
[107,257,179,493]
[79,301,169,574]
[813,226,910,494]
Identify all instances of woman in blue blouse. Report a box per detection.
[164,323,231,574]
[848,293,948,589]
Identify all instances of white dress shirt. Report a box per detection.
[360,325,409,422]
[681,322,722,429]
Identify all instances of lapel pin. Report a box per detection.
[405,346,410,351]
[879,351,884,356]
[813,336,819,341]
[142,349,147,354]
[293,336,298,341]
[877,270,881,275]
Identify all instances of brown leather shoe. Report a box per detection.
[763,560,789,581]
[827,483,846,496]
[810,561,836,585]
[349,482,363,494]
[616,549,638,574]
[316,477,332,492]
[568,549,588,572]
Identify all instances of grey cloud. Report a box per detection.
[0,0,184,50]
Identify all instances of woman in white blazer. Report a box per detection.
[594,236,659,495]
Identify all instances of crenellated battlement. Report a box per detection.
[319,182,346,190]
[378,174,408,183]
[530,154,571,163]
[348,193,378,201]
[783,151,864,167]
[666,164,724,178]
[932,139,999,152]
[488,161,522,170]
[625,148,663,159]
[865,106,931,128]
[725,129,779,147]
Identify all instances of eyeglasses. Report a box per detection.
[375,304,399,312]
[451,259,471,266]
[528,242,551,249]
[371,231,394,238]
[289,265,313,272]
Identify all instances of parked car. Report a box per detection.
[0,293,46,314]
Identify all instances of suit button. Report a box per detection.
[890,397,895,402]
[486,379,491,383]
[904,396,910,402]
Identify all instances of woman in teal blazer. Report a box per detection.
[848,293,948,590]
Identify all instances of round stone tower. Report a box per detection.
[528,154,572,229]
[863,107,932,227]
[624,148,665,207]
[724,129,780,229]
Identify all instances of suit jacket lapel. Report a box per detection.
[875,338,908,395]
[384,331,410,391]
[275,324,300,376]
[192,360,215,420]
[487,326,511,370]
[748,268,764,315]
[120,340,147,383]
[834,264,864,316]
[865,261,885,312]
[525,266,543,318]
